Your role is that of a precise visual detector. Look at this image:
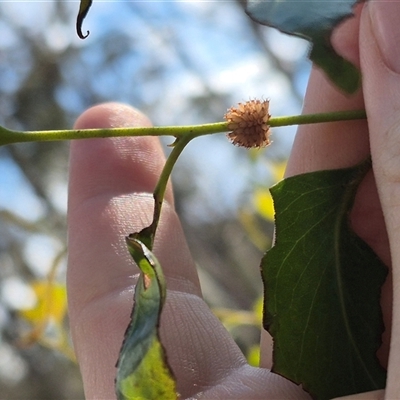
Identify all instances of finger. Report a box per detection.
[286,5,367,178]
[360,2,400,397]
[68,103,202,398]
[330,2,363,69]
[260,6,370,368]
[68,103,193,312]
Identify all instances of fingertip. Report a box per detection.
[331,2,364,69]
[73,102,152,130]
[69,103,173,206]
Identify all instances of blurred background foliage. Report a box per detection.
[0,1,309,398]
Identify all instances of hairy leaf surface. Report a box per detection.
[245,0,362,93]
[263,160,387,399]
[115,237,177,400]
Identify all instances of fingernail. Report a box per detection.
[369,1,400,73]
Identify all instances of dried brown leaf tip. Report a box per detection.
[224,99,271,148]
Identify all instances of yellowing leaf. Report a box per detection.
[116,237,177,400]
[270,160,286,182]
[213,308,259,328]
[254,188,275,221]
[247,345,261,367]
[118,336,176,400]
[252,295,263,326]
[252,161,286,221]
[16,280,74,361]
[238,210,271,251]
[19,281,67,326]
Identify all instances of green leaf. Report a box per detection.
[263,159,387,400]
[245,0,362,93]
[115,237,177,400]
[76,0,93,39]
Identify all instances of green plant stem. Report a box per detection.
[268,109,367,128]
[130,134,194,249]
[0,109,367,147]
[0,123,229,146]
[151,136,192,234]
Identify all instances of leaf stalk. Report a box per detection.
[135,134,194,249]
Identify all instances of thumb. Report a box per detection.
[361,3,400,397]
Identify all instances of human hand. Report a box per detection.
[67,2,399,399]
[66,103,309,399]
[284,2,400,399]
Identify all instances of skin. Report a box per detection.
[67,2,400,399]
